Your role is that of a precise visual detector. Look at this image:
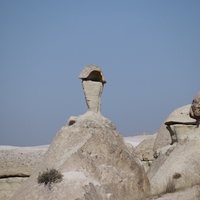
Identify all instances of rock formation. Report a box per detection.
[2,65,200,200]
[11,65,150,200]
[0,145,48,178]
[0,177,28,200]
[148,99,200,197]
[134,134,157,172]
[153,105,196,152]
[148,126,200,196]
[79,65,106,113]
[189,92,200,127]
[145,184,200,200]
[0,145,48,200]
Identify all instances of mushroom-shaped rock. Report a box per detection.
[79,64,106,83]
[79,65,106,113]
[189,92,200,127]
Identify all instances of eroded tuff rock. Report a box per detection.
[79,65,106,83]
[148,99,200,197]
[190,92,200,127]
[148,126,200,196]
[134,134,157,172]
[0,145,48,200]
[0,177,28,200]
[11,65,150,200]
[0,145,48,178]
[153,105,196,152]
[79,65,106,113]
[11,114,150,200]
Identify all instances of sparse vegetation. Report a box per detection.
[37,168,63,189]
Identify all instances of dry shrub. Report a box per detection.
[37,168,63,189]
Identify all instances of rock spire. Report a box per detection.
[79,64,106,113]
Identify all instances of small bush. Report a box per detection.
[37,168,63,189]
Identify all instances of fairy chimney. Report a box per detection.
[189,92,200,127]
[79,65,106,113]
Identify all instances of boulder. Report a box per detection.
[148,126,200,196]
[153,105,196,151]
[11,113,150,200]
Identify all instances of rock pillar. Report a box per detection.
[79,65,106,113]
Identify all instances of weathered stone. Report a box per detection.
[0,145,48,178]
[79,64,106,83]
[145,184,200,200]
[153,105,196,151]
[11,116,150,200]
[11,66,150,200]
[190,92,200,127]
[134,134,157,172]
[82,81,103,113]
[135,134,157,161]
[79,65,106,113]
[0,177,28,200]
[148,126,200,196]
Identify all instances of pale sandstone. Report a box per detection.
[134,134,157,172]
[79,64,106,83]
[153,105,195,151]
[0,177,28,200]
[0,145,48,178]
[145,184,200,200]
[135,134,157,161]
[148,126,200,196]
[11,66,150,200]
[79,65,106,113]
[11,114,150,200]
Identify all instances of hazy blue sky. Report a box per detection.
[1,1,200,146]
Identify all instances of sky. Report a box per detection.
[0,1,200,146]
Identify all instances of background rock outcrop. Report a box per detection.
[0,145,48,178]
[134,134,157,172]
[0,145,48,200]
[153,104,196,152]
[148,126,200,196]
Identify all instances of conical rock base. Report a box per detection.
[11,113,150,200]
